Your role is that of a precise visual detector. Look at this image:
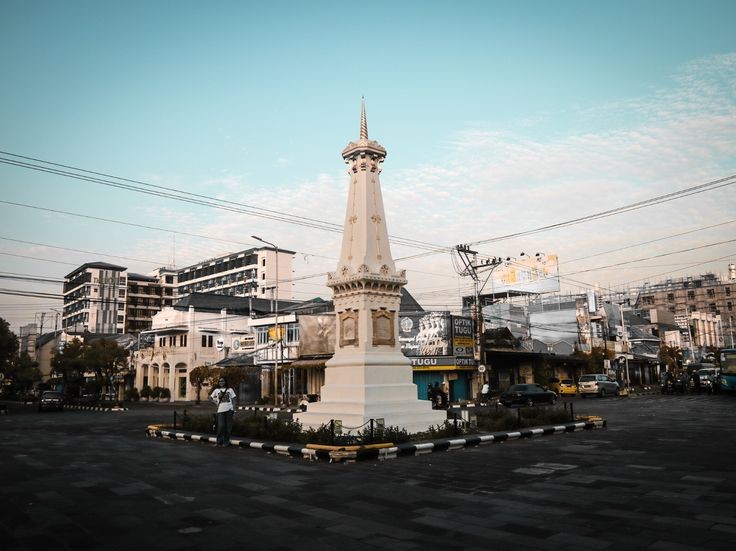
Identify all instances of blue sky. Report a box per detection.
[1,0,735,330]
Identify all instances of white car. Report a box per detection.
[578,374,620,397]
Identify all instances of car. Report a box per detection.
[38,391,63,412]
[557,378,577,396]
[693,367,720,393]
[500,383,558,407]
[578,374,620,397]
[546,377,561,393]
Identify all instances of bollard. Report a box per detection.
[330,419,335,445]
[370,418,374,444]
[173,410,177,430]
[570,402,574,421]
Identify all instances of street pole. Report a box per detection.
[619,302,630,388]
[252,236,280,406]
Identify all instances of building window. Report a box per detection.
[709,303,717,313]
[256,327,268,345]
[201,334,207,347]
[117,315,124,323]
[286,323,299,344]
[169,336,176,346]
[707,289,716,298]
[181,335,187,347]
[159,337,165,347]
[687,291,695,300]
[667,293,675,302]
[208,335,213,347]
[262,258,266,267]
[119,289,125,298]
[726,287,731,296]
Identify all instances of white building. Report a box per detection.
[132,293,284,401]
[62,262,128,334]
[175,247,294,301]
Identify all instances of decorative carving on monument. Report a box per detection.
[372,309,395,347]
[339,310,359,348]
[380,264,390,275]
[358,264,369,274]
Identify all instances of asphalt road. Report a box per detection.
[1,393,735,551]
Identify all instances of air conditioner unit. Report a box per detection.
[232,338,241,351]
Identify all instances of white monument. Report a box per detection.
[295,100,446,434]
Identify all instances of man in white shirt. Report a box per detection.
[210,376,237,446]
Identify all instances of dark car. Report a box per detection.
[38,391,63,412]
[500,384,558,407]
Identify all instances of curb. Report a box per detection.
[237,405,302,413]
[145,419,605,463]
[64,405,128,412]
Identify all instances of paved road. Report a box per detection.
[1,394,735,551]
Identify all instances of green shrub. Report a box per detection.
[160,387,171,401]
[124,388,140,402]
[151,386,163,400]
[140,385,152,400]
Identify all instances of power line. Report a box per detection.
[0,151,444,252]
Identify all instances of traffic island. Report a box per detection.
[145,418,606,463]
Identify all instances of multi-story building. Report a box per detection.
[634,264,734,347]
[150,266,178,307]
[126,273,164,334]
[176,247,294,301]
[62,262,128,334]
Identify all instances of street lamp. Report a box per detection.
[251,235,281,406]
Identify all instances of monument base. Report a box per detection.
[294,364,448,435]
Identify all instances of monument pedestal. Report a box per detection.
[295,354,447,434]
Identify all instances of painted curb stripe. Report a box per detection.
[146,419,604,462]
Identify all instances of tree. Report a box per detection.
[659,344,682,373]
[189,365,213,404]
[0,317,19,376]
[573,345,614,374]
[10,352,42,393]
[52,338,86,399]
[84,339,128,393]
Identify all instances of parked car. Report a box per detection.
[578,374,620,398]
[546,377,561,393]
[693,367,720,394]
[500,384,558,407]
[557,378,577,396]
[38,391,63,412]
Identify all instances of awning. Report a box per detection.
[288,359,328,369]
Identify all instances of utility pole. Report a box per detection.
[453,245,503,363]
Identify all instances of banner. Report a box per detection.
[399,312,450,357]
[490,254,560,295]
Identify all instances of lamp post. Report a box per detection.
[251,235,280,406]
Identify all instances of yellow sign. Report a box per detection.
[268,326,284,341]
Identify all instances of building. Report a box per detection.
[62,262,128,334]
[125,273,164,334]
[133,293,282,402]
[175,247,295,301]
[634,264,734,346]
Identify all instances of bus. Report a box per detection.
[719,348,736,392]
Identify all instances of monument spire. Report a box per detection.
[360,96,368,139]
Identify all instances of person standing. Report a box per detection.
[210,376,237,446]
[480,381,490,405]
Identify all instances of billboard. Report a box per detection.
[451,316,474,357]
[398,312,450,357]
[490,254,560,295]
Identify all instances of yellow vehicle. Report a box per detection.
[558,378,577,396]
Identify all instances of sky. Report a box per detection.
[1,0,735,332]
